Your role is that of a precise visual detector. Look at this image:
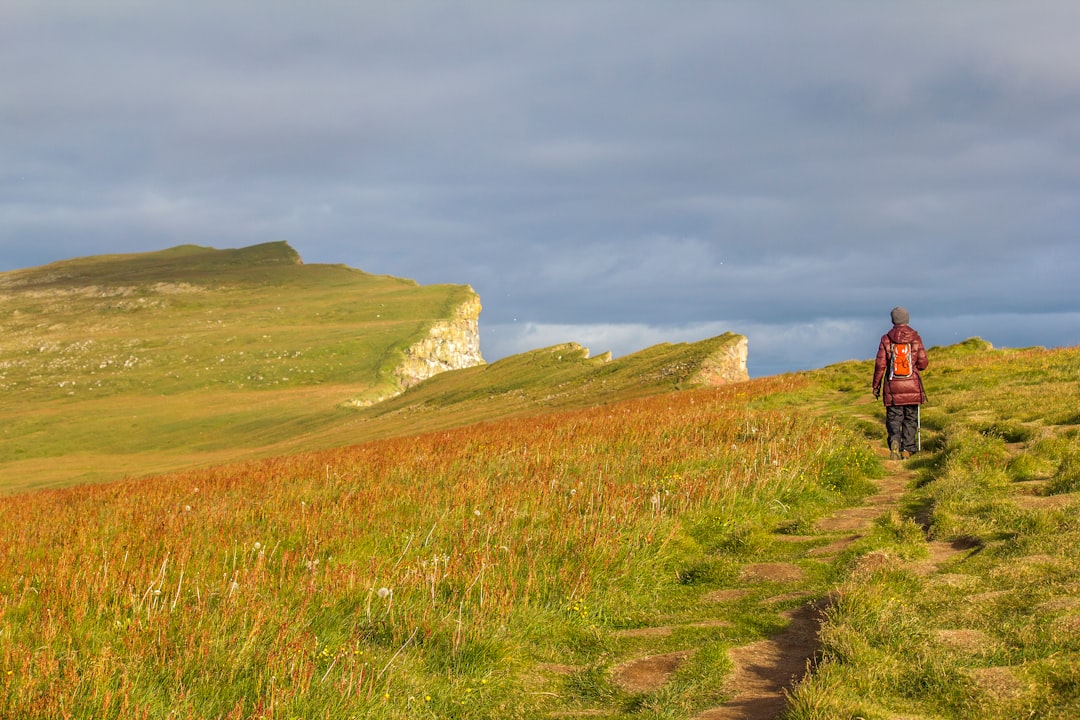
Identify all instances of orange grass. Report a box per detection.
[0,374,861,718]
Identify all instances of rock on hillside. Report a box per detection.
[394,292,484,389]
[690,334,749,385]
[359,332,751,429]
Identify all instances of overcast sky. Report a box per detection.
[3,2,1078,376]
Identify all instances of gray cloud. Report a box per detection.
[2,2,1078,375]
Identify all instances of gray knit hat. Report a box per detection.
[891,306,910,325]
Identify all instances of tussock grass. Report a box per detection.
[786,342,1080,720]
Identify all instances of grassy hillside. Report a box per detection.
[0,242,480,491]
[0,372,861,720]
[1,337,1077,718]
[5,245,1079,717]
[0,243,748,494]
[784,339,1080,718]
[331,333,748,442]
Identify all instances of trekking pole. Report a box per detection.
[917,404,921,453]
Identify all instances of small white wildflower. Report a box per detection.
[253,542,262,550]
[377,587,392,599]
[473,509,481,517]
[184,505,192,512]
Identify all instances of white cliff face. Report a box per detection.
[393,291,485,389]
[689,335,750,386]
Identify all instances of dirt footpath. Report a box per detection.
[542,448,964,720]
[603,450,943,720]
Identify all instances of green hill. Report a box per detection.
[1,336,1078,718]
[0,242,484,490]
[3,243,1080,717]
[0,242,748,493]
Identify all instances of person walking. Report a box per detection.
[872,307,929,459]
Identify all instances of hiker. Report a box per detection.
[872,306,928,459]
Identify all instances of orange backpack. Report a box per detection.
[888,341,914,379]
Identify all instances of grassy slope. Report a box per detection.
[0,242,748,493]
[0,372,864,720]
[4,244,1080,717]
[0,242,478,491]
[781,339,1080,719]
[0,326,1077,717]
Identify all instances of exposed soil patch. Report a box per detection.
[815,471,911,534]
[613,650,692,693]
[692,601,825,720]
[1040,596,1080,612]
[805,535,860,558]
[968,666,1029,701]
[864,475,909,506]
[968,589,1009,604]
[740,562,805,583]
[935,628,996,653]
[614,626,675,639]
[704,589,751,603]
[814,506,879,533]
[1015,492,1075,510]
[909,538,980,576]
[1051,613,1080,635]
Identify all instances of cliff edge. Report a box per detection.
[394,290,485,389]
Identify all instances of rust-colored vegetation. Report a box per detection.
[0,375,872,718]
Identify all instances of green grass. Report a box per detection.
[783,342,1080,719]
[0,242,481,492]
[0,243,752,494]
[3,337,1079,718]
[0,376,879,719]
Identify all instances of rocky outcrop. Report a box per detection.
[393,290,485,389]
[689,334,749,386]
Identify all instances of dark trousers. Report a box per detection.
[886,405,920,453]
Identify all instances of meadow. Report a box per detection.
[0,373,879,719]
[4,338,1075,720]
[1,244,1077,720]
[0,242,479,491]
[786,340,1080,719]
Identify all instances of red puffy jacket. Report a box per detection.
[872,324,928,406]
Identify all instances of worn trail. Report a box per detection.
[685,449,920,719]
[588,449,948,720]
[543,434,972,720]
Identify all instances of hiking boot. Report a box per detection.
[901,450,911,459]
[889,441,901,460]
